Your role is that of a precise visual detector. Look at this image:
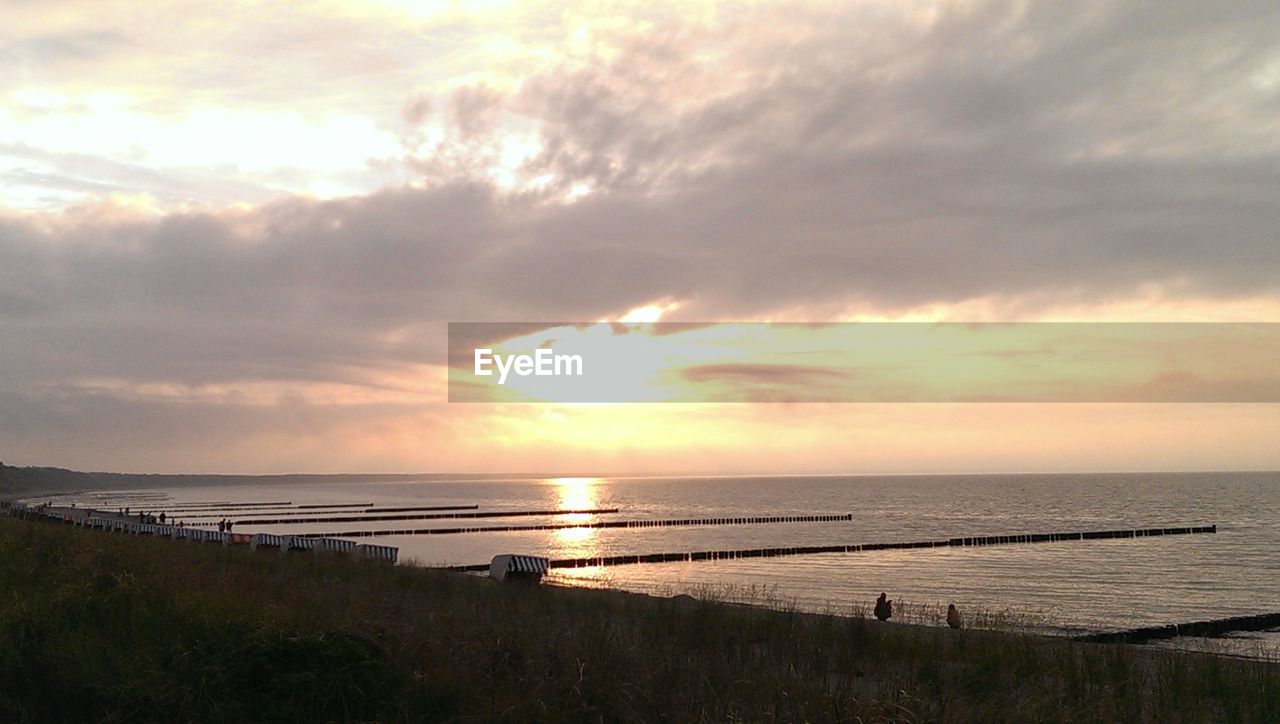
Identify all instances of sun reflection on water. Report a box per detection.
[550,566,609,587]
[549,477,602,561]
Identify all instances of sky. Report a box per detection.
[2,0,1279,474]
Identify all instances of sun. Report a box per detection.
[551,477,600,512]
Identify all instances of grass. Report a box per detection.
[2,515,1278,722]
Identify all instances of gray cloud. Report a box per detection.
[0,30,129,69]
[2,0,1280,467]
[0,142,284,206]
[679,363,856,403]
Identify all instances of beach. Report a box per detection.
[3,511,1277,722]
[16,470,1279,647]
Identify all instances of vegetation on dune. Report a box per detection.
[1,516,1277,723]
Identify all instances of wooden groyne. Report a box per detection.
[446,524,1218,572]
[81,496,218,505]
[361,505,485,514]
[296,503,375,509]
[229,508,622,526]
[182,504,480,521]
[139,502,295,512]
[309,513,854,538]
[1075,612,1280,644]
[4,502,400,565]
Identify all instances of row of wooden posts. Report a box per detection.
[448,524,1218,572]
[215,507,621,526]
[313,513,856,538]
[2,501,398,563]
[1075,611,1280,643]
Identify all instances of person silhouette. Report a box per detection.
[874,593,893,621]
[947,604,963,630]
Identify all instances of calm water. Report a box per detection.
[46,471,1280,646]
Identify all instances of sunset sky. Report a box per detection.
[2,0,1279,473]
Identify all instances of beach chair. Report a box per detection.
[489,554,550,584]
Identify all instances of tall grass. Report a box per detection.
[2,516,1277,722]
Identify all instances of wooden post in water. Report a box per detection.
[445,523,1219,573]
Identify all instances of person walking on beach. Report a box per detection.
[947,604,963,630]
[874,593,893,621]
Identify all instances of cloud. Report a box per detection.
[3,0,1280,385]
[679,363,854,402]
[2,0,1280,469]
[0,30,129,69]
[0,141,284,207]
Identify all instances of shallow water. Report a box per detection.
[43,471,1280,642]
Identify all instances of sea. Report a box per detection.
[37,471,1280,658]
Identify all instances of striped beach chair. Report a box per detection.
[356,543,399,564]
[488,554,550,583]
[250,533,286,550]
[316,537,357,555]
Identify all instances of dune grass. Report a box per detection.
[1,516,1277,722]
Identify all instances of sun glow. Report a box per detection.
[551,476,600,513]
[619,300,681,324]
[548,476,603,557]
